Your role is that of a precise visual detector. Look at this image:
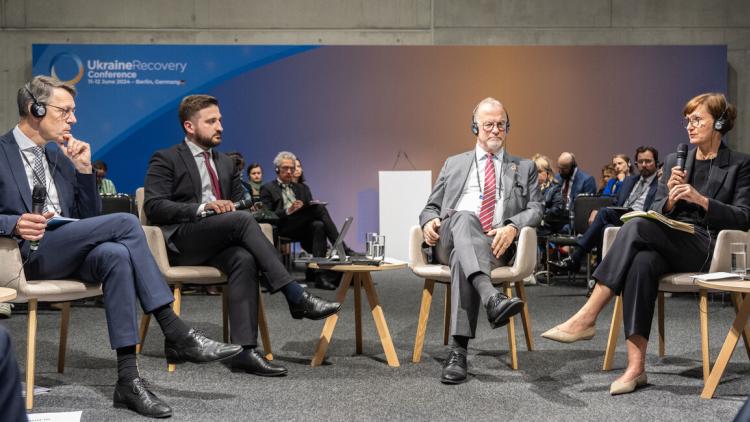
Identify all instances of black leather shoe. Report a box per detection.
[230,348,288,377]
[164,329,242,365]
[486,292,525,329]
[548,256,580,273]
[289,291,341,320]
[315,270,341,290]
[113,378,172,418]
[440,349,468,384]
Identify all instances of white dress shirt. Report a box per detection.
[455,145,504,228]
[13,125,62,216]
[185,138,219,215]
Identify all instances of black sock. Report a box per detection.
[152,304,191,342]
[281,281,305,305]
[116,345,139,383]
[449,336,469,354]
[469,272,498,307]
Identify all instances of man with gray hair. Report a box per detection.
[420,97,542,384]
[260,151,355,290]
[0,76,242,417]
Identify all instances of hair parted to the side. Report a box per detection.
[17,75,76,118]
[178,94,219,132]
[273,151,297,168]
[683,92,737,135]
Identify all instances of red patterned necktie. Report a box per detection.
[479,153,495,232]
[202,151,222,200]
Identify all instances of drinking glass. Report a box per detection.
[731,242,747,276]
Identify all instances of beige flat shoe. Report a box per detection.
[540,325,595,343]
[610,372,647,395]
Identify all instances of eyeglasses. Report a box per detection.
[481,121,507,132]
[683,116,706,129]
[278,165,295,172]
[636,159,654,165]
[47,104,76,120]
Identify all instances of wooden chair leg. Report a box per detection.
[699,289,710,382]
[26,299,38,410]
[515,280,534,351]
[658,291,665,357]
[168,283,182,373]
[443,286,451,345]
[136,314,151,354]
[354,274,363,355]
[258,291,273,360]
[731,292,750,361]
[603,295,623,371]
[504,283,518,370]
[57,302,71,374]
[222,285,230,343]
[412,279,435,363]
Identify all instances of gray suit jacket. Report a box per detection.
[419,149,543,232]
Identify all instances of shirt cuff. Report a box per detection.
[197,203,206,216]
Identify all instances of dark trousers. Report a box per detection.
[25,213,174,349]
[577,207,624,254]
[278,204,339,257]
[593,218,710,339]
[169,211,293,346]
[0,326,25,422]
[434,211,512,338]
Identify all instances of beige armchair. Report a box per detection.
[134,188,273,372]
[408,225,537,369]
[0,238,101,410]
[600,226,750,381]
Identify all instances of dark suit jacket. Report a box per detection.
[0,129,100,258]
[651,143,750,234]
[615,174,658,210]
[143,142,244,250]
[554,168,597,204]
[259,180,313,221]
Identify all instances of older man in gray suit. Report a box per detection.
[420,97,543,384]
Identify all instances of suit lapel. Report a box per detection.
[706,146,730,199]
[501,153,516,203]
[685,148,696,181]
[448,151,473,210]
[177,143,203,201]
[1,133,32,211]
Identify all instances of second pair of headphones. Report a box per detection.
[471,109,511,136]
[714,107,728,132]
[25,85,47,118]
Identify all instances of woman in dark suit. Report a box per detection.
[542,93,750,394]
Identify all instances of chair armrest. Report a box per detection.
[510,226,537,278]
[141,225,173,275]
[409,225,428,268]
[601,226,621,259]
[709,229,750,273]
[0,238,25,291]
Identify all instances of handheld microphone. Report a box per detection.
[29,185,46,251]
[200,199,253,218]
[676,143,688,171]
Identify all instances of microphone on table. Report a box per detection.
[200,199,253,218]
[676,143,688,171]
[29,185,46,251]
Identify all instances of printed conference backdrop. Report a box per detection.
[32,45,727,247]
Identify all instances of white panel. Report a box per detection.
[378,171,432,261]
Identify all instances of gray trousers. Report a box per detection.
[434,211,512,338]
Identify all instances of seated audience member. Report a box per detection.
[597,164,615,195]
[244,163,264,202]
[532,154,564,234]
[226,151,252,201]
[292,158,314,200]
[543,93,750,395]
[602,154,632,196]
[554,152,597,232]
[260,151,358,290]
[93,159,117,195]
[549,146,660,273]
[3,76,241,418]
[144,94,341,378]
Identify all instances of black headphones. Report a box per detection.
[25,85,47,118]
[471,109,511,136]
[714,106,728,132]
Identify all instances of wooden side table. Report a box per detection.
[697,279,750,399]
[309,261,406,367]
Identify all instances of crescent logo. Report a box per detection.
[49,53,84,85]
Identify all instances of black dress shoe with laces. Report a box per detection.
[289,291,341,320]
[315,271,340,291]
[164,329,242,365]
[113,377,172,418]
[230,348,288,376]
[441,349,468,384]
[486,292,525,329]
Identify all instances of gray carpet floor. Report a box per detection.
[3,268,750,421]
